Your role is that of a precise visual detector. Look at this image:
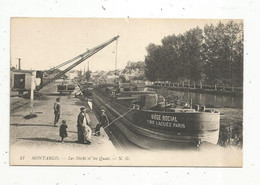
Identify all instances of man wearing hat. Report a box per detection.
[53,97,61,127]
[94,109,109,136]
[77,107,92,144]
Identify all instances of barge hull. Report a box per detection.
[92,90,220,149]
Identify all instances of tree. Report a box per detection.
[144,20,243,86]
[146,27,204,82]
[144,43,161,81]
[118,75,127,83]
[179,27,204,82]
[203,21,243,86]
[161,34,183,81]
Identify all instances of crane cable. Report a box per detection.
[114,39,118,76]
[93,39,123,134]
[41,36,119,88]
[46,36,119,73]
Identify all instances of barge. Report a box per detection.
[92,83,220,149]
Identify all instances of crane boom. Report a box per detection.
[44,50,90,73]
[40,35,119,89]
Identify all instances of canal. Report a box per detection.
[153,87,243,109]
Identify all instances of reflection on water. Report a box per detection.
[154,87,242,108]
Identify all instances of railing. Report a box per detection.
[146,81,243,94]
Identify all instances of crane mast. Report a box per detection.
[40,35,119,89]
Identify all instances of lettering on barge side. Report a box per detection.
[147,113,185,128]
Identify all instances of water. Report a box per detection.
[154,87,243,109]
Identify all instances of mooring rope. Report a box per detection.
[92,108,133,135]
[76,81,134,135]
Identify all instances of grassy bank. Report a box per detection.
[215,108,243,148]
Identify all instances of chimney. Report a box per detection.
[18,58,21,70]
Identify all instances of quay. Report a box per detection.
[9,82,242,167]
[10,82,117,165]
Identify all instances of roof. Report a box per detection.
[11,69,36,73]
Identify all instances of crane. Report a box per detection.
[38,35,119,90]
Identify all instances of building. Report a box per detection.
[11,70,42,91]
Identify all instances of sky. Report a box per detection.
[11,18,242,72]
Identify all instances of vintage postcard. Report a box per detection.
[10,18,243,166]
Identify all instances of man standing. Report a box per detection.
[53,97,61,127]
[77,107,92,144]
[94,109,109,136]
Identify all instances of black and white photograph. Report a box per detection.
[9,18,243,166]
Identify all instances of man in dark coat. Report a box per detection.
[77,107,91,144]
[53,97,61,127]
[94,109,109,136]
[77,107,85,143]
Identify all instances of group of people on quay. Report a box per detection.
[53,98,109,144]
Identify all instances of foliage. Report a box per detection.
[145,21,243,86]
[203,21,243,86]
[125,61,145,71]
[118,75,127,83]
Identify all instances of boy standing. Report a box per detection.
[59,120,68,143]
